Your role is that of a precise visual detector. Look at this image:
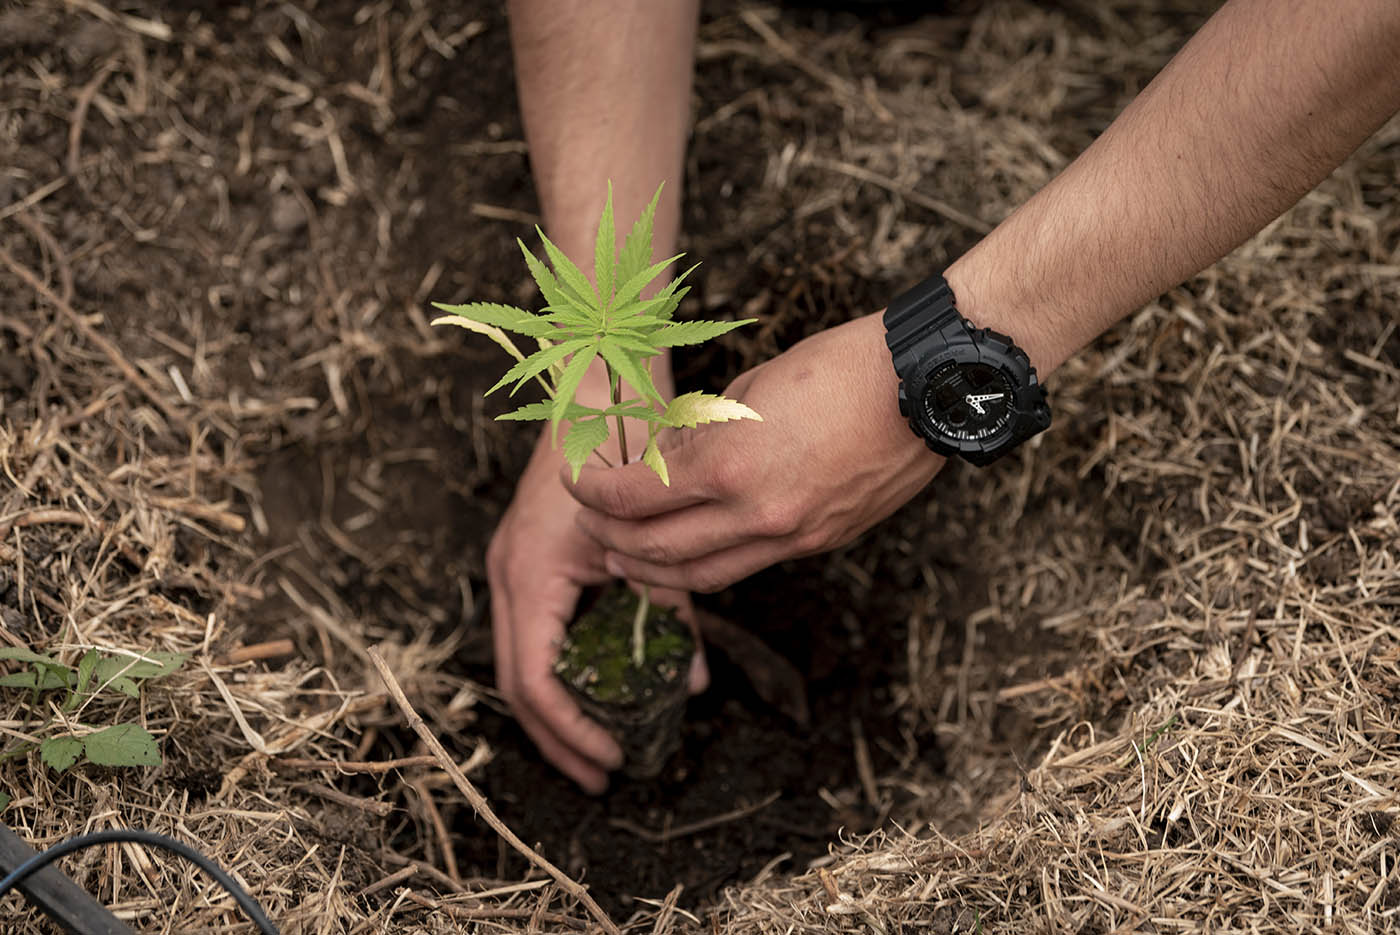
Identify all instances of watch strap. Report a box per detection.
[883,274,966,378]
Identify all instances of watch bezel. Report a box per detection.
[903,337,1049,465]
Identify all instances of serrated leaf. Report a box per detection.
[429,302,555,338]
[536,228,599,309]
[84,723,161,768]
[497,401,603,422]
[549,345,600,444]
[484,339,582,397]
[618,184,663,287]
[95,651,185,688]
[75,649,98,695]
[430,315,528,365]
[642,436,670,487]
[597,339,664,406]
[563,417,611,483]
[594,182,616,305]
[0,648,56,665]
[653,318,755,348]
[612,253,684,310]
[520,238,574,312]
[663,391,763,429]
[40,736,83,772]
[652,284,691,323]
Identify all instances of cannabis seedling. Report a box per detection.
[431,183,760,664]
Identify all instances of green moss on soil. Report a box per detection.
[555,587,692,705]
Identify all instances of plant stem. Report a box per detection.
[609,370,630,468]
[605,363,648,666]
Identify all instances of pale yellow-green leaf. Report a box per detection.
[642,436,670,486]
[663,391,762,429]
[431,315,526,363]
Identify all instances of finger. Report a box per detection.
[513,613,625,771]
[604,537,792,594]
[566,453,709,520]
[510,703,610,794]
[577,502,745,567]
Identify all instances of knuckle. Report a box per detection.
[753,500,800,538]
[637,533,677,566]
[689,566,729,594]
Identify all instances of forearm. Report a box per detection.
[509,0,699,411]
[948,0,1400,374]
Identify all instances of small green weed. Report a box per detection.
[0,646,185,782]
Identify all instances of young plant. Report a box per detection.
[0,645,185,775]
[431,182,759,664]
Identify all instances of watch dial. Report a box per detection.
[921,362,1015,444]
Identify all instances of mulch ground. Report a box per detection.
[2,0,1398,932]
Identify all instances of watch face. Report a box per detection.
[920,361,1016,445]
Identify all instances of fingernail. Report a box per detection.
[605,553,623,578]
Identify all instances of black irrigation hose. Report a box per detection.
[0,828,279,934]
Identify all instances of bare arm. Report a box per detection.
[510,0,698,402]
[569,0,1400,595]
[955,0,1400,373]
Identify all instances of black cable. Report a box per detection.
[0,828,279,934]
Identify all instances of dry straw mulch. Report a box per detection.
[3,0,1399,932]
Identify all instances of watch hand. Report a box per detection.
[965,392,1006,415]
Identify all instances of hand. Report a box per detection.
[566,313,946,593]
[488,409,708,793]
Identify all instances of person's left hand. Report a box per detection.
[565,313,946,592]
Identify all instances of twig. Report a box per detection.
[609,791,782,844]
[295,782,395,817]
[358,865,416,899]
[801,155,993,235]
[220,639,297,665]
[68,60,119,176]
[367,646,620,935]
[275,754,438,774]
[400,891,587,930]
[410,778,460,887]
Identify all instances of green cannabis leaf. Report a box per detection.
[430,182,760,486]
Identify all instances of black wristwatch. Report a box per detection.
[883,274,1050,466]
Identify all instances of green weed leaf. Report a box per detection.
[597,339,664,406]
[664,391,762,429]
[642,436,670,487]
[563,417,610,483]
[550,345,600,444]
[84,723,161,768]
[0,790,10,811]
[594,182,616,304]
[75,649,98,695]
[536,228,599,309]
[652,319,755,348]
[0,672,38,689]
[484,339,584,397]
[617,184,662,287]
[429,302,554,339]
[612,254,684,310]
[497,401,602,422]
[430,315,526,365]
[0,648,56,665]
[40,736,83,772]
[520,238,573,310]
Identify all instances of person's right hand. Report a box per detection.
[487,424,708,793]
